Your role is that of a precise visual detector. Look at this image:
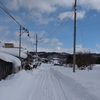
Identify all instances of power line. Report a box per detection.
[27,33,35,51]
[0,9,11,20]
[38,6,74,43]
[47,11,73,38]
[0,1,30,59]
[0,2,21,26]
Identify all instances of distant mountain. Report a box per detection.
[30,52,68,59]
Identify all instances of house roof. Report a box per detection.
[0,47,27,59]
[0,52,21,67]
[53,58,59,60]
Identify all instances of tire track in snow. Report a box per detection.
[51,68,100,100]
[28,70,47,100]
[40,71,55,100]
[28,67,63,100]
[28,67,69,100]
[28,65,99,100]
[49,70,69,100]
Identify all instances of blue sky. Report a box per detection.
[0,0,100,53]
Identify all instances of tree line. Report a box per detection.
[30,51,100,70]
[67,52,100,70]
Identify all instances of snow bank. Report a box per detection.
[0,64,99,100]
[53,65,100,99]
[0,47,27,58]
[0,52,21,67]
[51,68,100,100]
[0,69,40,100]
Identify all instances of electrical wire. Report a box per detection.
[0,9,11,21]
[38,6,74,43]
[27,33,35,51]
[0,1,21,26]
[0,1,33,51]
[0,1,74,51]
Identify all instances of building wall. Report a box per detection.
[4,43,14,48]
[0,59,13,80]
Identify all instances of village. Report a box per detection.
[0,43,100,100]
[0,42,65,80]
[0,0,100,100]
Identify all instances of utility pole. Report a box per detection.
[19,25,21,59]
[73,0,77,72]
[19,26,29,60]
[36,33,38,58]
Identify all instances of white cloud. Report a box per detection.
[0,38,99,54]
[4,0,100,15]
[14,31,19,38]
[0,26,8,31]
[76,44,82,48]
[4,30,10,36]
[58,11,85,20]
[54,46,61,51]
[78,0,100,11]
[14,31,24,38]
[37,44,94,54]
[0,26,10,37]
[4,0,100,25]
[28,10,54,24]
[2,0,100,54]
[76,44,88,53]
[41,38,50,43]
[12,14,24,24]
[5,0,100,12]
[51,38,58,43]
[77,11,86,19]
[49,38,63,47]
[58,42,63,46]
[38,31,47,39]
[94,14,97,17]
[5,0,57,13]
[96,44,100,48]
[14,31,34,39]
[58,11,73,20]
[4,0,19,10]
[75,44,99,54]
[0,12,24,25]
[39,17,53,24]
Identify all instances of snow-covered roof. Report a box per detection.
[0,47,27,59]
[0,52,21,67]
[53,58,59,60]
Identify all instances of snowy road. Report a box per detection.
[0,64,99,100]
[28,66,69,100]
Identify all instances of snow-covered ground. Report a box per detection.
[0,64,100,100]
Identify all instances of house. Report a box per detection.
[41,58,49,63]
[52,58,60,66]
[0,43,35,71]
[0,52,21,80]
[4,43,14,48]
